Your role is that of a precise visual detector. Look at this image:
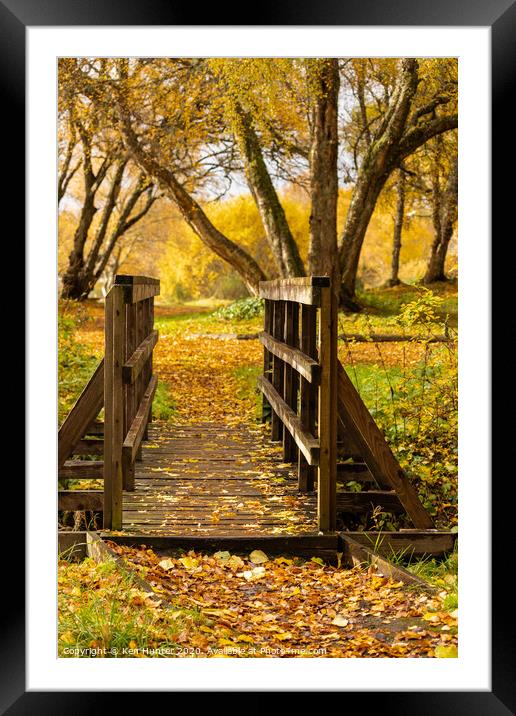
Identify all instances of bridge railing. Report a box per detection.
[103,275,160,529]
[258,277,338,532]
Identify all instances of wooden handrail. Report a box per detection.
[123,375,157,463]
[258,277,337,532]
[258,331,319,383]
[104,275,160,530]
[259,276,330,306]
[257,376,320,466]
[123,330,158,384]
[58,359,104,469]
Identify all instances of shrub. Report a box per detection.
[214,297,264,321]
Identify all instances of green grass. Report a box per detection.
[406,547,458,614]
[152,381,177,421]
[155,310,262,336]
[356,283,458,326]
[58,558,205,657]
[233,364,262,419]
[58,314,99,425]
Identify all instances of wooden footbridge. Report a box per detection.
[58,275,455,560]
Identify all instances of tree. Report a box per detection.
[423,152,458,283]
[60,57,457,304]
[59,62,160,299]
[307,59,340,287]
[338,58,458,308]
[387,167,406,286]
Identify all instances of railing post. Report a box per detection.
[317,283,338,532]
[262,299,273,423]
[123,299,137,490]
[271,300,285,442]
[298,304,317,491]
[103,284,125,530]
[145,296,155,438]
[283,301,299,462]
[143,297,153,440]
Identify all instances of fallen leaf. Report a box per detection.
[331,615,349,627]
[434,644,458,658]
[249,549,268,564]
[179,557,199,570]
[158,559,174,571]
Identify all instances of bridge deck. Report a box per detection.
[121,422,318,536]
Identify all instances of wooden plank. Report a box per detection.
[340,535,435,590]
[58,490,104,511]
[85,420,104,436]
[59,460,104,480]
[337,361,434,529]
[143,298,154,440]
[123,283,160,304]
[336,491,403,514]
[282,302,297,462]
[115,274,160,286]
[261,299,273,423]
[337,463,376,484]
[271,300,285,442]
[257,376,319,466]
[122,330,158,384]
[123,375,158,463]
[103,290,114,529]
[339,333,454,344]
[102,532,339,557]
[317,287,338,532]
[72,439,104,456]
[259,282,320,306]
[258,331,319,384]
[298,304,317,492]
[58,359,104,468]
[58,531,88,561]
[123,300,137,490]
[104,285,125,530]
[340,531,456,559]
[258,277,330,306]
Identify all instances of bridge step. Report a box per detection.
[59,460,104,480]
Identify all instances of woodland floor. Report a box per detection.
[58,285,458,658]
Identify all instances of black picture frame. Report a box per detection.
[5,0,509,711]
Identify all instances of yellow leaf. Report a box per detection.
[60,631,76,645]
[227,555,245,570]
[129,640,138,649]
[331,615,349,627]
[158,559,175,571]
[311,557,324,566]
[214,551,231,562]
[179,556,199,569]
[434,644,458,658]
[249,549,268,564]
[422,612,441,623]
[218,638,235,646]
[275,557,293,565]
[238,635,254,643]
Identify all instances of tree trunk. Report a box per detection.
[423,156,458,283]
[338,59,419,310]
[337,59,458,310]
[387,168,406,286]
[233,108,305,278]
[338,173,386,309]
[308,59,340,291]
[60,192,97,299]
